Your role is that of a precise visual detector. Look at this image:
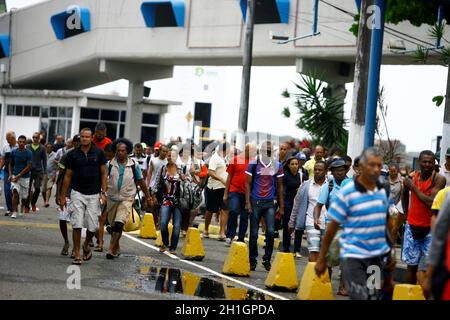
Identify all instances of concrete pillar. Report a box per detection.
[0,93,7,146]
[125,81,144,142]
[347,0,373,161]
[440,66,450,167]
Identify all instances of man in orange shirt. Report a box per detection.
[93,123,113,150]
[400,150,446,292]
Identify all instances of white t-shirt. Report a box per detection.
[130,153,149,172]
[440,166,450,187]
[305,179,328,229]
[207,152,228,190]
[149,157,168,190]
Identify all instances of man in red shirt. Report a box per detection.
[93,123,113,150]
[223,143,256,246]
[400,150,446,292]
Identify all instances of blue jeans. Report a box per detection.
[282,200,303,253]
[225,192,248,241]
[160,205,182,250]
[249,199,275,263]
[3,170,12,211]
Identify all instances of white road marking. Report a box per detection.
[123,233,289,300]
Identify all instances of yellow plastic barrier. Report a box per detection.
[392,284,426,300]
[155,223,173,247]
[182,227,205,261]
[222,242,250,276]
[139,213,157,239]
[265,252,298,291]
[123,207,141,232]
[297,262,335,300]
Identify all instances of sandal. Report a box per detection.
[70,251,75,259]
[217,236,226,242]
[201,232,209,239]
[337,289,349,296]
[106,252,117,260]
[61,243,69,256]
[94,245,103,252]
[82,248,93,261]
[72,258,82,265]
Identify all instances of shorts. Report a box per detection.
[58,198,72,222]
[43,174,56,191]
[106,198,133,225]
[205,187,226,213]
[306,225,324,253]
[11,177,30,199]
[326,229,342,267]
[401,222,432,270]
[29,171,44,192]
[70,190,101,233]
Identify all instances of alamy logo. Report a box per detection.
[366,5,382,30]
[66,265,81,290]
[66,5,82,31]
[366,265,381,290]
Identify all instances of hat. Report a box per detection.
[446,147,450,156]
[329,158,348,169]
[154,141,162,150]
[295,152,307,161]
[381,164,389,174]
[72,134,80,142]
[141,142,147,149]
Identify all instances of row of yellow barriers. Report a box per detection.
[134,212,426,300]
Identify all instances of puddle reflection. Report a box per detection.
[135,257,271,300]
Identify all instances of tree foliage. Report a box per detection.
[282,72,348,151]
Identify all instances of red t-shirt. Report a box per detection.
[93,136,113,150]
[227,155,249,194]
[408,171,433,227]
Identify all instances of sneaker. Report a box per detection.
[31,205,39,213]
[262,260,271,271]
[10,212,17,219]
[18,211,24,216]
[225,238,232,247]
[250,261,257,271]
[4,211,10,216]
[295,252,302,258]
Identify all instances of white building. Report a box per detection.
[0,89,179,145]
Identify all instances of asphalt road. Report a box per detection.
[0,195,353,300]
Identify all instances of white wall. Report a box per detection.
[4,116,40,140]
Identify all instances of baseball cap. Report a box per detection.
[329,157,348,169]
[141,142,147,149]
[295,152,307,161]
[154,141,162,150]
[72,134,81,142]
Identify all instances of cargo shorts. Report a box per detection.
[70,190,101,232]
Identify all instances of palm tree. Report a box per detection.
[282,72,349,151]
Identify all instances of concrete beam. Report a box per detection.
[296,58,355,84]
[99,59,173,82]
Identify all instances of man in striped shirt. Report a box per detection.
[315,147,394,300]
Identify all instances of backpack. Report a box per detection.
[107,159,141,217]
[178,165,194,211]
[324,180,335,210]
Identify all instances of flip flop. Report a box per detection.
[61,244,69,256]
[83,248,93,261]
[94,245,103,252]
[72,258,82,265]
[70,251,75,259]
[106,253,117,260]
[337,289,349,296]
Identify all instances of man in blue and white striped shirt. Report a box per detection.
[315,147,395,300]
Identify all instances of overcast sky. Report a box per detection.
[6,0,447,153]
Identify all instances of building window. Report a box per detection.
[141,113,159,145]
[42,106,73,142]
[80,108,127,140]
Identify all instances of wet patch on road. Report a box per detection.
[109,255,273,300]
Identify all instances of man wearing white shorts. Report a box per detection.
[289,160,328,262]
[60,128,107,265]
[8,135,32,218]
